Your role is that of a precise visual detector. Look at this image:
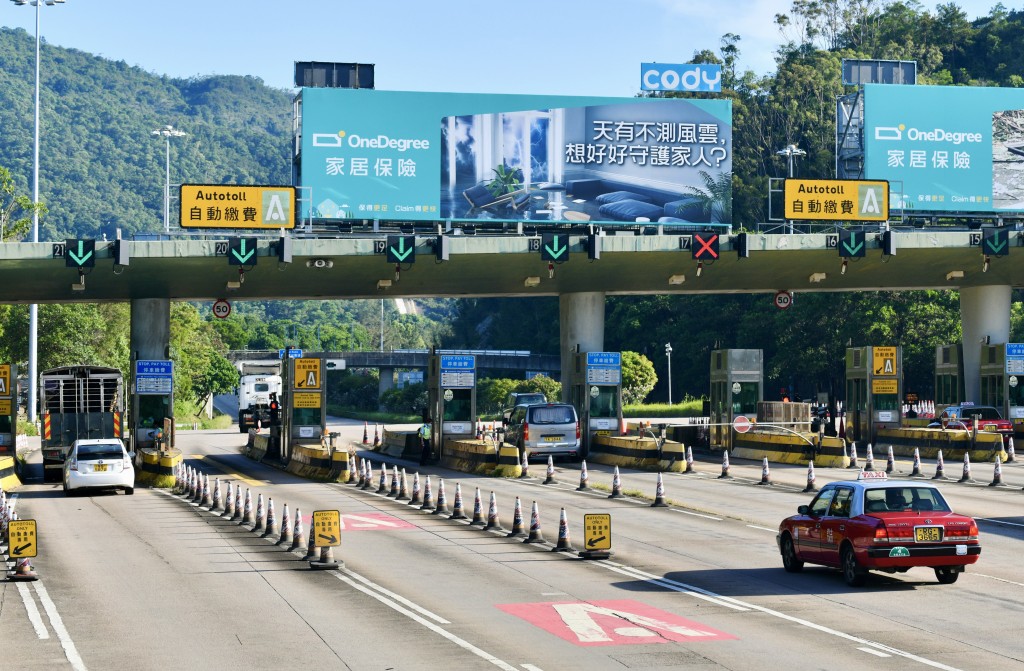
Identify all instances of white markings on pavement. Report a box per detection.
[602,564,748,611]
[16,582,49,639]
[859,646,892,658]
[33,582,88,671]
[340,567,449,624]
[975,517,1024,529]
[671,508,722,520]
[970,573,1024,588]
[747,524,776,532]
[521,665,546,671]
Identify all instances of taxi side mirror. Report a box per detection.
[797,505,809,515]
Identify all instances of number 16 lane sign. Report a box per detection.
[774,291,793,310]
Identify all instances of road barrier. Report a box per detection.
[875,427,1006,462]
[587,434,687,473]
[733,432,848,468]
[137,449,181,489]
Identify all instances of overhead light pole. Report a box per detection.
[12,0,66,423]
[776,144,807,234]
[665,343,673,406]
[151,125,186,233]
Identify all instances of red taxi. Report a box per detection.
[777,472,980,586]
[929,403,1013,445]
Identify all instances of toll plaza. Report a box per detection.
[131,359,174,453]
[284,351,327,460]
[844,345,902,445]
[980,342,1024,436]
[569,351,623,457]
[709,349,762,451]
[426,352,477,457]
[934,344,965,412]
[0,364,15,458]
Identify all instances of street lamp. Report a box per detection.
[776,143,807,234]
[12,0,66,423]
[151,125,186,233]
[665,343,673,406]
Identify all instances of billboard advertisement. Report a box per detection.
[298,89,731,224]
[864,83,1024,213]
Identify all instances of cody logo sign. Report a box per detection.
[640,63,721,92]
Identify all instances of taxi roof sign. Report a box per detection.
[857,470,889,480]
[180,184,296,229]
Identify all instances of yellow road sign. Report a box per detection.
[872,378,898,394]
[0,399,11,415]
[873,346,897,376]
[9,519,37,558]
[293,392,321,409]
[293,357,321,390]
[783,179,889,221]
[583,513,611,551]
[313,510,341,547]
[179,184,296,229]
[0,364,9,396]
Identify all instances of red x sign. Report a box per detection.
[692,233,719,260]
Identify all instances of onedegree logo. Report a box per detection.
[311,130,430,151]
[873,123,982,145]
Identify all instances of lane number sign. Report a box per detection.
[212,299,231,319]
[774,291,793,310]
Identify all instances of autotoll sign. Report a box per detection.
[180,185,296,229]
[784,179,888,221]
[312,510,341,547]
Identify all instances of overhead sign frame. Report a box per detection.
[180,184,296,229]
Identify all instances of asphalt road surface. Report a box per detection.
[4,425,1023,670]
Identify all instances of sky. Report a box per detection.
[0,0,1008,98]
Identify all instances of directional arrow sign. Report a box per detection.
[386,235,415,264]
[313,510,341,547]
[8,519,37,558]
[64,238,96,268]
[839,229,865,258]
[317,533,338,544]
[982,229,1009,256]
[228,237,258,266]
[14,543,33,555]
[587,535,607,548]
[583,513,611,551]
[541,233,568,262]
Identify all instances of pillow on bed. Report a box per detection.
[597,199,665,221]
[595,190,652,205]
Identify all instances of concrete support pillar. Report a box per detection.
[130,298,171,361]
[378,367,395,410]
[960,285,1011,402]
[559,292,606,401]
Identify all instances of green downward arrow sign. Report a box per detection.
[986,231,1007,254]
[232,238,255,264]
[544,235,567,260]
[842,232,864,257]
[68,240,93,266]
[390,237,413,262]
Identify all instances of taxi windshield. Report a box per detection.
[863,486,951,513]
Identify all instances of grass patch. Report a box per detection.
[18,417,38,436]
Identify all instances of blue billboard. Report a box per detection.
[864,83,1024,213]
[298,89,731,224]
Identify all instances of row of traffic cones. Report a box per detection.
[361,421,382,447]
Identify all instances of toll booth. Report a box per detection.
[0,364,16,458]
[934,344,965,413]
[709,349,762,450]
[980,343,1024,432]
[845,346,902,445]
[284,352,327,461]
[426,352,477,456]
[131,359,174,453]
[568,352,623,457]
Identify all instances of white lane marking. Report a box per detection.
[602,564,748,611]
[340,568,449,624]
[747,524,776,532]
[671,508,722,521]
[521,665,545,671]
[970,573,1024,588]
[976,517,1024,529]
[34,582,87,671]
[16,582,49,639]
[333,570,518,671]
[859,646,892,658]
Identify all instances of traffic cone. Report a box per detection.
[543,455,556,485]
[304,526,318,561]
[910,448,923,477]
[361,461,373,490]
[419,475,434,511]
[373,424,380,447]
[410,472,422,506]
[507,496,526,537]
[848,442,859,469]
[309,543,341,571]
[362,421,369,445]
[211,477,222,512]
[254,493,265,533]
[223,481,235,518]
[620,416,627,436]
[484,491,502,531]
[449,483,467,520]
[576,460,589,491]
[838,415,846,439]
[191,470,203,503]
[201,474,212,507]
[886,445,895,474]
[989,456,1007,487]
[519,450,529,479]
[864,444,875,471]
[376,466,387,494]
[397,468,410,501]
[1007,437,1016,463]
[278,503,293,546]
[262,498,277,538]
[389,465,400,497]
[433,479,449,515]
[608,466,623,499]
[684,445,695,474]
[470,487,485,526]
[476,422,482,440]
[551,508,575,552]
[347,456,358,484]
[241,488,254,525]
[651,472,668,507]
[717,450,732,479]
[290,509,304,551]
[756,457,772,486]
[524,501,545,544]
[958,452,974,483]
[932,451,947,480]
[232,484,243,521]
[803,460,818,492]
[9,556,37,581]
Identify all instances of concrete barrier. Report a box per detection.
[372,429,420,461]
[588,435,688,472]
[247,433,270,462]
[439,439,520,477]
[136,448,182,489]
[731,432,849,468]
[0,455,22,491]
[286,444,351,482]
[874,427,1006,462]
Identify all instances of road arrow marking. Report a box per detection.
[842,233,863,256]
[545,235,567,259]
[390,237,412,262]
[68,240,93,266]
[231,239,255,264]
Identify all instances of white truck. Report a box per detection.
[236,362,282,433]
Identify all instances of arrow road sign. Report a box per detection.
[386,235,415,264]
[839,229,865,258]
[317,533,338,544]
[982,229,1009,256]
[313,510,341,547]
[540,233,568,262]
[65,238,95,268]
[228,237,258,266]
[14,543,33,555]
[691,233,719,260]
[587,535,607,548]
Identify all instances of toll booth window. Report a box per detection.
[137,395,169,430]
[731,382,758,415]
[872,393,899,411]
[443,388,472,422]
[292,407,320,426]
[590,387,618,418]
[0,414,10,433]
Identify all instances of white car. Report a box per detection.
[63,439,135,496]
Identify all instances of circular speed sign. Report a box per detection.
[212,299,231,319]
[773,290,793,310]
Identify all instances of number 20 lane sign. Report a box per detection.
[774,291,793,310]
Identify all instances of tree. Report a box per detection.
[621,351,657,405]
[0,165,44,241]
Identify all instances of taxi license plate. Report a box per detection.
[914,526,942,542]
[94,464,108,472]
[595,430,611,436]
[542,436,562,443]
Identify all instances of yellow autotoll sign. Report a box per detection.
[0,363,9,396]
[783,179,889,221]
[873,378,898,394]
[583,513,611,551]
[293,392,321,409]
[0,399,10,415]
[313,510,341,547]
[179,185,296,229]
[293,358,321,390]
[9,519,38,558]
[873,346,897,376]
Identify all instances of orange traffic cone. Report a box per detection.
[523,501,545,544]
[651,472,668,507]
[507,496,526,538]
[484,491,502,531]
[449,483,467,520]
[290,508,305,551]
[470,487,485,526]
[551,508,575,552]
[362,421,369,445]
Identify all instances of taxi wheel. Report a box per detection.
[841,546,867,587]
[934,567,959,584]
[780,535,803,573]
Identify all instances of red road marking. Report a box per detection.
[339,512,415,531]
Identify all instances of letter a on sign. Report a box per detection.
[265,194,288,223]
[306,372,317,387]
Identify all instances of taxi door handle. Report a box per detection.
[838,525,845,531]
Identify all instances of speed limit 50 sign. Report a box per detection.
[212,299,231,319]
[773,291,793,310]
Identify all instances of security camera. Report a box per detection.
[306,258,333,269]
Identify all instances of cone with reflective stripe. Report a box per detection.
[608,466,623,498]
[651,472,668,507]
[241,488,254,525]
[989,455,1007,487]
[848,442,859,469]
[289,508,304,551]
[432,479,449,516]
[410,472,422,506]
[201,474,212,507]
[519,449,529,479]
[347,456,358,484]
[448,482,467,520]
[10,556,37,581]
[310,544,341,570]
[419,475,434,511]
[932,450,947,480]
[1007,437,1016,463]
[958,452,974,483]
[387,465,398,497]
[254,493,266,533]
[361,461,373,490]
[232,484,243,521]
[397,468,410,501]
[376,465,387,494]
[470,487,485,526]
[362,421,369,445]
[484,491,502,531]
[684,445,695,474]
[910,448,923,477]
[718,450,732,479]
[278,503,293,546]
[373,423,380,447]
[576,460,590,491]
[304,524,318,560]
[543,455,556,485]
[523,501,545,543]
[886,445,895,474]
[211,477,222,512]
[756,457,772,486]
[223,481,235,517]
[507,496,527,537]
[864,444,875,471]
[191,470,202,503]
[803,460,818,492]
[551,507,575,552]
[262,498,277,538]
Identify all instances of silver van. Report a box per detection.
[503,402,580,462]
